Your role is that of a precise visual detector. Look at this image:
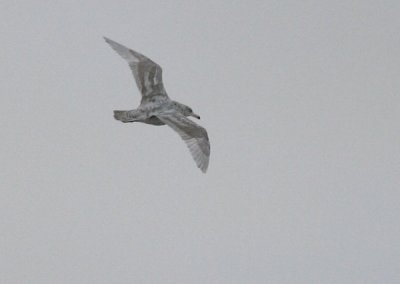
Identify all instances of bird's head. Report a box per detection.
[185,106,200,119]
[174,102,201,119]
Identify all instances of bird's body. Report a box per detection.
[104,37,210,172]
[115,100,193,125]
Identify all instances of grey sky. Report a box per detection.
[1,1,399,283]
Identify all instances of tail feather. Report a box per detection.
[114,110,137,123]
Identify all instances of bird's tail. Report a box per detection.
[113,110,140,123]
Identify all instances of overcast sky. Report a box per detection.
[1,1,399,283]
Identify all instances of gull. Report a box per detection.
[104,37,210,173]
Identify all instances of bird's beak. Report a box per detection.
[190,113,201,119]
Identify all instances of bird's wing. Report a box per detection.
[157,112,210,173]
[104,37,168,104]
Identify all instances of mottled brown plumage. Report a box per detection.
[104,37,210,172]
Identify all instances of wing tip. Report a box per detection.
[103,36,126,49]
[103,36,121,48]
[103,36,113,44]
[199,159,209,173]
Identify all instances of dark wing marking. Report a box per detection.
[157,112,210,173]
[104,37,168,103]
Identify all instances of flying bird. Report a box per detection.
[104,37,210,173]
